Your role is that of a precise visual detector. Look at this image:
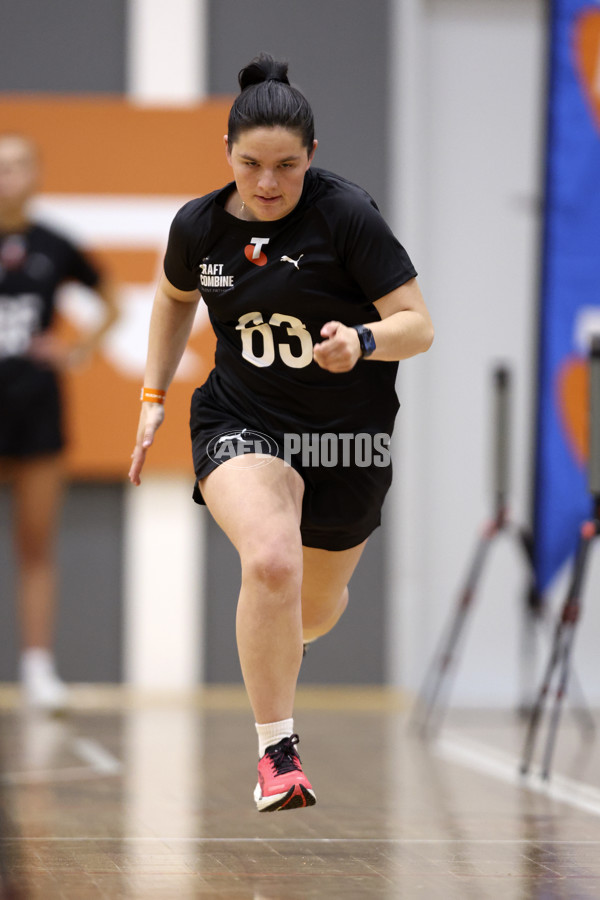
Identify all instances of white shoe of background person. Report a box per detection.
[20,648,68,713]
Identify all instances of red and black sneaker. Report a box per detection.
[254,734,316,812]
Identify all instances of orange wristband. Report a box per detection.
[140,387,166,404]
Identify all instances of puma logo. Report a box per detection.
[280,254,304,270]
[214,429,250,447]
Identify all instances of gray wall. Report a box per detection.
[208,0,390,214]
[0,0,126,93]
[0,485,123,681]
[0,0,392,684]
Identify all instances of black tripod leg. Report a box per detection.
[411,527,495,737]
[520,617,562,775]
[541,624,575,780]
[538,524,594,778]
[523,519,595,734]
[521,525,592,777]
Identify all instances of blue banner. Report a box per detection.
[535,0,600,590]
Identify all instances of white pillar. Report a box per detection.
[126,0,207,104]
[123,0,208,691]
[386,0,430,690]
[124,477,205,690]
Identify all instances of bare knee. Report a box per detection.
[242,542,303,599]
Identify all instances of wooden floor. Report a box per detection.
[1,686,600,899]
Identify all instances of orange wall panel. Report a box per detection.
[1,96,231,477]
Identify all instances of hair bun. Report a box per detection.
[238,53,290,90]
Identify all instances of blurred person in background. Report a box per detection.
[0,133,119,712]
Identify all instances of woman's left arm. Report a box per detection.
[313,277,433,373]
[368,277,433,361]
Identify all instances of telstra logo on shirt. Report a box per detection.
[244,237,270,267]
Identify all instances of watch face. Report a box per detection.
[352,324,376,357]
[361,326,376,357]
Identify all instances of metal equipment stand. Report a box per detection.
[520,339,600,780]
[411,366,543,737]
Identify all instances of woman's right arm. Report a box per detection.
[128,273,200,485]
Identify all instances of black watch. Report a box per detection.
[352,324,376,358]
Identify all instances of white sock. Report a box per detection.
[255,718,294,758]
[20,647,57,680]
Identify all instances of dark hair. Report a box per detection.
[227,53,315,152]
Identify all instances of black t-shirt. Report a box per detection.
[164,167,417,434]
[0,222,100,361]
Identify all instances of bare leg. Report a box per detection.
[200,457,305,724]
[301,542,367,642]
[12,454,64,650]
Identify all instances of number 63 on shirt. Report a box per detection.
[236,311,313,369]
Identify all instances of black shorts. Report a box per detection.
[189,377,394,552]
[0,358,64,458]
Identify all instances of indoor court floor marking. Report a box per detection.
[436,730,600,819]
[1,734,122,785]
[71,735,122,775]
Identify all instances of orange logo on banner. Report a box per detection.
[557,356,589,467]
[574,9,600,131]
[569,11,600,466]
[0,96,233,478]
